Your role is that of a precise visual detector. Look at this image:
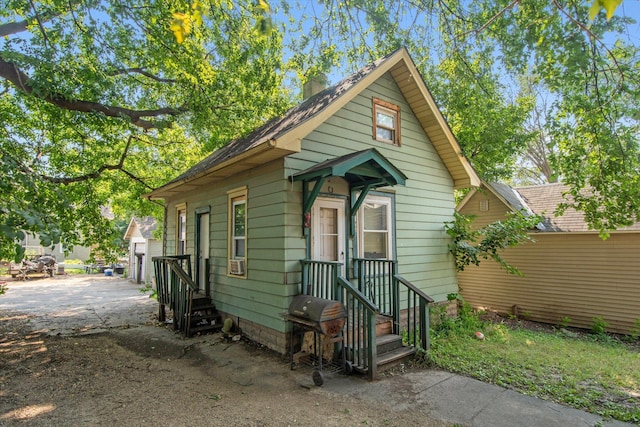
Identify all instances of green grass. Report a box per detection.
[424,308,640,423]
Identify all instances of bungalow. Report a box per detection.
[146,48,480,379]
[457,182,640,335]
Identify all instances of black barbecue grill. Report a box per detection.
[283,295,347,386]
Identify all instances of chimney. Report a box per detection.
[302,73,328,99]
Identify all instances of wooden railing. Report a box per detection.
[336,276,379,380]
[299,259,434,379]
[393,274,435,351]
[152,255,198,337]
[300,259,342,299]
[353,258,396,317]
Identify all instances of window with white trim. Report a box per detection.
[227,187,247,276]
[232,200,246,258]
[358,195,393,259]
[176,204,187,255]
[373,98,401,146]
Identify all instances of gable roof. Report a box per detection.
[124,216,158,240]
[146,47,480,200]
[460,182,640,233]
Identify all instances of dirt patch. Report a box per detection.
[0,312,448,426]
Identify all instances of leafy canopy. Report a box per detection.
[278,0,640,234]
[0,0,291,261]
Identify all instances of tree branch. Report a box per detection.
[0,57,186,129]
[112,68,177,83]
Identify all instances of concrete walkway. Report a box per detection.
[316,370,634,427]
[0,274,635,426]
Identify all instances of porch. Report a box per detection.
[153,255,433,380]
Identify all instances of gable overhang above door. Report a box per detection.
[291,148,407,235]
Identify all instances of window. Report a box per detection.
[358,195,393,259]
[479,199,489,212]
[373,98,401,146]
[176,203,187,255]
[232,200,246,258]
[227,187,247,276]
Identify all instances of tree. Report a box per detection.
[277,0,640,234]
[445,211,544,275]
[0,0,290,261]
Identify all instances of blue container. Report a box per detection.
[104,268,113,276]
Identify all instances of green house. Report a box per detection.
[147,48,480,379]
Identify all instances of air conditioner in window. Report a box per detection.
[229,259,245,275]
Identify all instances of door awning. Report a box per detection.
[291,148,407,235]
[291,148,406,190]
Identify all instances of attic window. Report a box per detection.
[373,98,400,146]
[479,199,489,212]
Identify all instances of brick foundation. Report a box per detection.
[219,312,289,354]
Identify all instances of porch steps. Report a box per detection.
[186,294,223,337]
[376,334,416,368]
[375,317,416,371]
[351,333,416,375]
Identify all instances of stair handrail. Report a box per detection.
[393,274,434,351]
[336,275,379,380]
[152,255,198,336]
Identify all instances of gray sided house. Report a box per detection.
[147,48,480,379]
[457,182,640,335]
[123,217,162,285]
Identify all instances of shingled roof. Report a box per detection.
[146,48,480,199]
[124,216,159,240]
[481,182,640,233]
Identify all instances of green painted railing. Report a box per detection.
[393,274,434,351]
[300,259,342,299]
[336,276,379,380]
[353,258,396,317]
[153,255,198,337]
[300,258,435,378]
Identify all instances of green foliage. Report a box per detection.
[278,0,640,235]
[429,312,640,423]
[1,0,291,262]
[559,316,572,328]
[139,284,158,300]
[444,211,544,274]
[591,316,609,335]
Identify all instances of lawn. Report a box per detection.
[425,304,640,423]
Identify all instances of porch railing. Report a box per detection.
[300,259,342,299]
[336,276,379,380]
[353,258,396,316]
[152,255,198,337]
[300,258,434,379]
[393,274,435,351]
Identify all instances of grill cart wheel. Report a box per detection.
[312,369,324,386]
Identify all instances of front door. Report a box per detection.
[311,198,345,266]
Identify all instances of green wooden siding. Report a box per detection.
[162,70,460,336]
[164,159,298,333]
[285,71,458,302]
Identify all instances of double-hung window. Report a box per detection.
[228,187,247,277]
[358,195,393,259]
[373,98,401,146]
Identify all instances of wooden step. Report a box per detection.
[376,345,416,368]
[375,315,393,337]
[376,333,403,354]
